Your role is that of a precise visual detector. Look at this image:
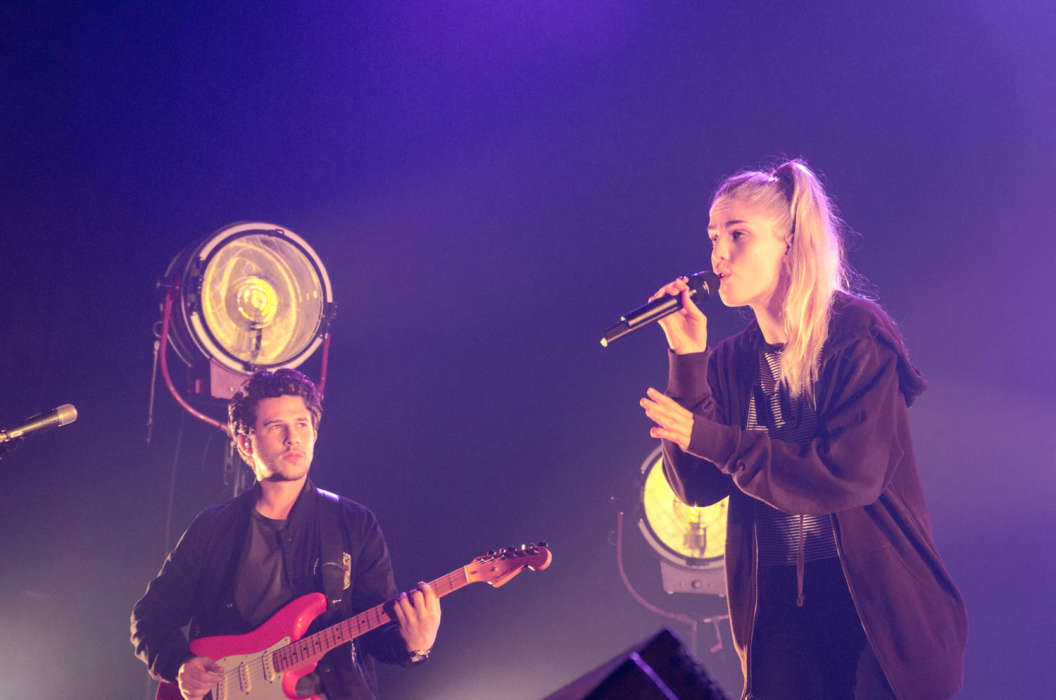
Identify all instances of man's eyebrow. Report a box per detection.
[261,414,310,426]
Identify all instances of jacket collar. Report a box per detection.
[239,477,320,526]
[735,291,927,406]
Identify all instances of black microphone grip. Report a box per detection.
[600,270,719,347]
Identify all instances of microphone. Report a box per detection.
[0,404,78,444]
[600,271,719,347]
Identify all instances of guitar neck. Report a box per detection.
[271,566,468,672]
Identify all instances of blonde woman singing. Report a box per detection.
[641,160,966,700]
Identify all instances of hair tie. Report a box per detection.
[772,163,798,235]
[773,162,795,185]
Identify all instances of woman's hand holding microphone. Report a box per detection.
[649,276,709,354]
[640,276,708,452]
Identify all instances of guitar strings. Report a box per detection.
[206,562,498,692]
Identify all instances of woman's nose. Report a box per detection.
[711,242,727,263]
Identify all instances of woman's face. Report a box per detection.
[708,197,789,311]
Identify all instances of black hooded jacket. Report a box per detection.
[662,293,967,700]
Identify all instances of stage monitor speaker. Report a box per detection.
[543,628,729,700]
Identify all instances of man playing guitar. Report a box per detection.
[131,369,442,700]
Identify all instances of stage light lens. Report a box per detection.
[233,275,279,326]
[641,451,727,562]
[179,223,332,372]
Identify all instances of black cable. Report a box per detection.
[145,409,186,700]
[163,410,186,554]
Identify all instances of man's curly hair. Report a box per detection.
[228,368,323,443]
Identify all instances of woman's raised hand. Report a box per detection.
[640,387,693,451]
[651,277,708,354]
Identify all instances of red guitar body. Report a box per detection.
[154,543,552,700]
[156,593,328,700]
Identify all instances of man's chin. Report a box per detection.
[262,469,309,483]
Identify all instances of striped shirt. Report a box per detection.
[747,348,838,567]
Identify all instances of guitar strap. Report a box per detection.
[316,487,382,699]
[316,487,347,617]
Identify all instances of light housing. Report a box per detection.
[167,222,333,372]
[637,446,727,595]
[162,222,334,401]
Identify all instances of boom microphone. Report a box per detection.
[0,404,78,444]
[600,271,719,347]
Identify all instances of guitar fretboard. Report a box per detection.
[271,567,469,672]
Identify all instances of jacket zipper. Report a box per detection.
[743,518,761,700]
[796,514,806,607]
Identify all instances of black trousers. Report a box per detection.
[748,557,895,700]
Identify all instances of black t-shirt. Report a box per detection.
[235,510,291,626]
[235,510,329,696]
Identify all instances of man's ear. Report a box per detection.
[238,433,253,457]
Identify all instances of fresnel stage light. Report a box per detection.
[614,446,730,656]
[154,222,334,436]
[637,446,727,596]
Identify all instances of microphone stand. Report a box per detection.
[0,435,23,460]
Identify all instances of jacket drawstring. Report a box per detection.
[796,514,806,607]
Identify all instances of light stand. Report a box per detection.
[148,221,335,494]
[615,446,730,656]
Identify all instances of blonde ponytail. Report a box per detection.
[712,159,848,403]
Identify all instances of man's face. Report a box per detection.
[240,395,317,483]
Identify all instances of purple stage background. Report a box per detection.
[2,2,1053,698]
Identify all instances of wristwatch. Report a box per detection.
[408,647,431,663]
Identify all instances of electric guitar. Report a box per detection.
[156,543,552,700]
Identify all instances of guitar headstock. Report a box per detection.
[465,543,553,588]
